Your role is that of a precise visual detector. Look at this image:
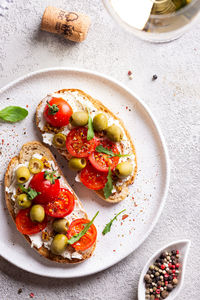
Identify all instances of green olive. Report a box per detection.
[70,111,89,127]
[106,124,123,142]
[52,219,69,234]
[17,194,32,209]
[93,113,108,131]
[115,161,133,178]
[53,133,66,148]
[16,166,30,184]
[29,158,44,174]
[30,205,45,223]
[68,157,86,171]
[50,234,68,255]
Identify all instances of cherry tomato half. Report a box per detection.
[67,218,97,251]
[29,172,60,204]
[66,127,98,158]
[44,188,75,218]
[80,162,107,190]
[16,208,47,235]
[43,97,73,128]
[89,139,119,172]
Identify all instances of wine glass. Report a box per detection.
[103,0,200,42]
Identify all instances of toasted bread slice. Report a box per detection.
[36,89,137,203]
[4,141,96,263]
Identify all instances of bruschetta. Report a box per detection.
[4,141,97,263]
[36,89,137,203]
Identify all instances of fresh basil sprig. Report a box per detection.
[68,211,99,245]
[19,185,40,201]
[102,209,126,235]
[96,145,130,158]
[44,170,60,184]
[103,167,113,199]
[87,114,94,141]
[0,106,28,123]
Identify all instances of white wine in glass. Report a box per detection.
[103,0,200,42]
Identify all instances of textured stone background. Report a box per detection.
[0,1,200,299]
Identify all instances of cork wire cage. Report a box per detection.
[103,0,200,42]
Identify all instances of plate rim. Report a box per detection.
[0,67,170,278]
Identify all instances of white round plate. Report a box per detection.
[0,68,170,278]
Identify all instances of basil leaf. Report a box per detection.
[96,145,130,158]
[96,145,115,156]
[102,209,126,235]
[0,106,28,123]
[103,167,113,199]
[68,211,99,245]
[87,114,94,141]
[19,185,40,200]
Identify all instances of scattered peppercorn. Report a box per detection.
[17,288,22,294]
[152,74,158,81]
[128,70,133,80]
[144,249,180,299]
[29,293,34,298]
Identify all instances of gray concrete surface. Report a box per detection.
[0,0,200,299]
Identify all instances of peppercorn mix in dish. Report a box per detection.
[36,89,137,203]
[4,141,97,263]
[144,250,180,299]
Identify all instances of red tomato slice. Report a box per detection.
[43,97,73,128]
[67,219,97,251]
[44,188,75,218]
[66,127,98,158]
[16,208,47,235]
[89,139,119,172]
[29,172,60,204]
[80,162,107,190]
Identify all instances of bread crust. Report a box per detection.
[4,141,96,264]
[36,89,137,203]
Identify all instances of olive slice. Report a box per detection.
[53,133,66,148]
[29,158,44,174]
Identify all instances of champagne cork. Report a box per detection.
[41,6,91,42]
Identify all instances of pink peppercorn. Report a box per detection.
[176,263,180,268]
[165,281,168,285]
[161,264,165,270]
[176,250,179,254]
[156,289,160,294]
[172,265,175,269]
[172,269,176,274]
[164,274,169,278]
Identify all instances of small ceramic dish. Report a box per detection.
[138,239,191,300]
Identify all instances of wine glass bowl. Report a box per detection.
[103,0,200,42]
